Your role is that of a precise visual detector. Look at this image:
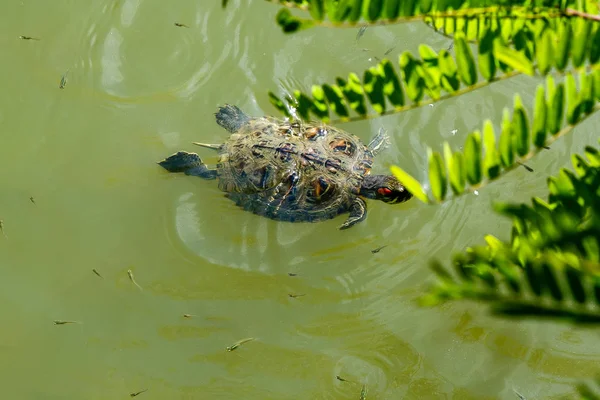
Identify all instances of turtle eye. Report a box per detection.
[377,187,392,196]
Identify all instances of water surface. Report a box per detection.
[1,1,599,399]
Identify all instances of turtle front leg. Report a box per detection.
[339,197,367,230]
[158,151,217,180]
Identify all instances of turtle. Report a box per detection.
[158,104,412,230]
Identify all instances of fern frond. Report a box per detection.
[268,15,600,122]
[391,69,600,204]
[422,141,600,324]
[264,0,586,32]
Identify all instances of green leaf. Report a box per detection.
[525,262,543,297]
[399,52,424,102]
[499,108,514,168]
[379,60,405,107]
[322,84,349,119]
[483,120,500,179]
[454,34,477,86]
[565,267,587,304]
[547,82,565,135]
[390,166,429,204]
[494,45,535,76]
[478,27,496,81]
[438,50,460,92]
[571,19,591,68]
[579,72,594,115]
[571,154,589,177]
[554,19,571,72]
[364,0,382,22]
[293,90,313,120]
[382,0,400,20]
[565,73,581,125]
[464,130,483,186]
[428,148,447,202]
[268,92,291,118]
[276,9,314,33]
[532,85,547,148]
[541,261,563,301]
[590,24,600,64]
[308,0,325,21]
[338,73,368,116]
[595,70,600,101]
[347,0,363,22]
[363,66,386,114]
[511,94,530,158]
[311,85,330,121]
[585,145,600,166]
[536,28,553,75]
[449,151,466,195]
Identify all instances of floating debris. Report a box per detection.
[92,269,103,278]
[174,22,189,28]
[130,389,148,397]
[517,161,534,172]
[127,269,143,291]
[371,245,387,254]
[336,375,357,384]
[226,337,255,352]
[513,389,526,400]
[356,26,367,42]
[59,69,69,89]
[53,320,80,325]
[19,35,40,40]
[288,293,306,298]
[360,384,368,399]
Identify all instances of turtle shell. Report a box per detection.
[214,117,374,223]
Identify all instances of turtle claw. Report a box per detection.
[338,197,367,230]
[215,104,251,133]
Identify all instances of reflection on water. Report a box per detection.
[1,0,600,399]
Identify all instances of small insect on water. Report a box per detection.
[19,35,40,40]
[130,389,148,397]
[226,337,256,352]
[174,22,189,28]
[288,293,306,298]
[336,375,357,384]
[371,245,387,254]
[53,320,80,325]
[92,269,103,278]
[30,196,35,204]
[127,269,143,291]
[356,26,367,42]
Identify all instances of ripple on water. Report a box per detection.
[170,187,333,272]
[59,0,250,106]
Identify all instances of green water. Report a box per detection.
[1,1,599,399]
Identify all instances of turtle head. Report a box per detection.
[359,175,412,204]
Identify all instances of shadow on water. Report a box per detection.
[1,0,599,399]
